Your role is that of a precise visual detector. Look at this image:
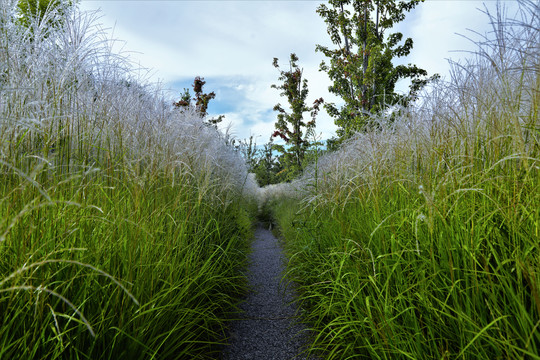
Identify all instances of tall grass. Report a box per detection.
[0,1,257,358]
[270,1,539,358]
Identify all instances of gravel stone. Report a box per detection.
[222,224,315,360]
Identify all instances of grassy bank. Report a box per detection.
[0,2,257,358]
[270,2,539,359]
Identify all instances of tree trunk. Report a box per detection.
[340,3,351,55]
[370,1,380,110]
[362,0,369,111]
[340,2,355,108]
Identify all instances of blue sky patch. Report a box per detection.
[169,76,257,115]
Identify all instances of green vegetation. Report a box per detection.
[0,164,254,359]
[245,55,324,187]
[3,0,538,359]
[1,2,256,358]
[16,0,74,36]
[240,136,284,187]
[249,0,435,183]
[269,53,324,182]
[317,0,437,141]
[173,76,225,129]
[268,2,540,358]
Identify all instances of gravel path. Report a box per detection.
[222,224,314,360]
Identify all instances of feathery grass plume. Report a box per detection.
[271,1,539,358]
[0,1,257,358]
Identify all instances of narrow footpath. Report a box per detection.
[222,224,314,360]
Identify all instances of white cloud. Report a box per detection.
[395,1,522,81]
[79,0,338,140]
[79,0,522,142]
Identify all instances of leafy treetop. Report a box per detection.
[316,0,438,140]
[17,0,75,33]
[271,53,323,180]
[173,76,224,128]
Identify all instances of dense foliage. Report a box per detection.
[16,0,74,31]
[0,1,257,358]
[4,0,538,359]
[269,1,540,358]
[317,0,437,141]
[270,53,324,181]
[173,76,224,128]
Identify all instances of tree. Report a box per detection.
[234,135,286,187]
[252,137,285,186]
[173,76,224,128]
[271,53,324,180]
[316,0,438,139]
[17,0,75,33]
[235,135,259,171]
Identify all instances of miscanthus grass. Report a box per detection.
[0,1,257,358]
[269,1,539,359]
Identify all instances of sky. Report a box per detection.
[78,0,522,143]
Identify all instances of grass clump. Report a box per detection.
[270,1,539,359]
[0,2,257,359]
